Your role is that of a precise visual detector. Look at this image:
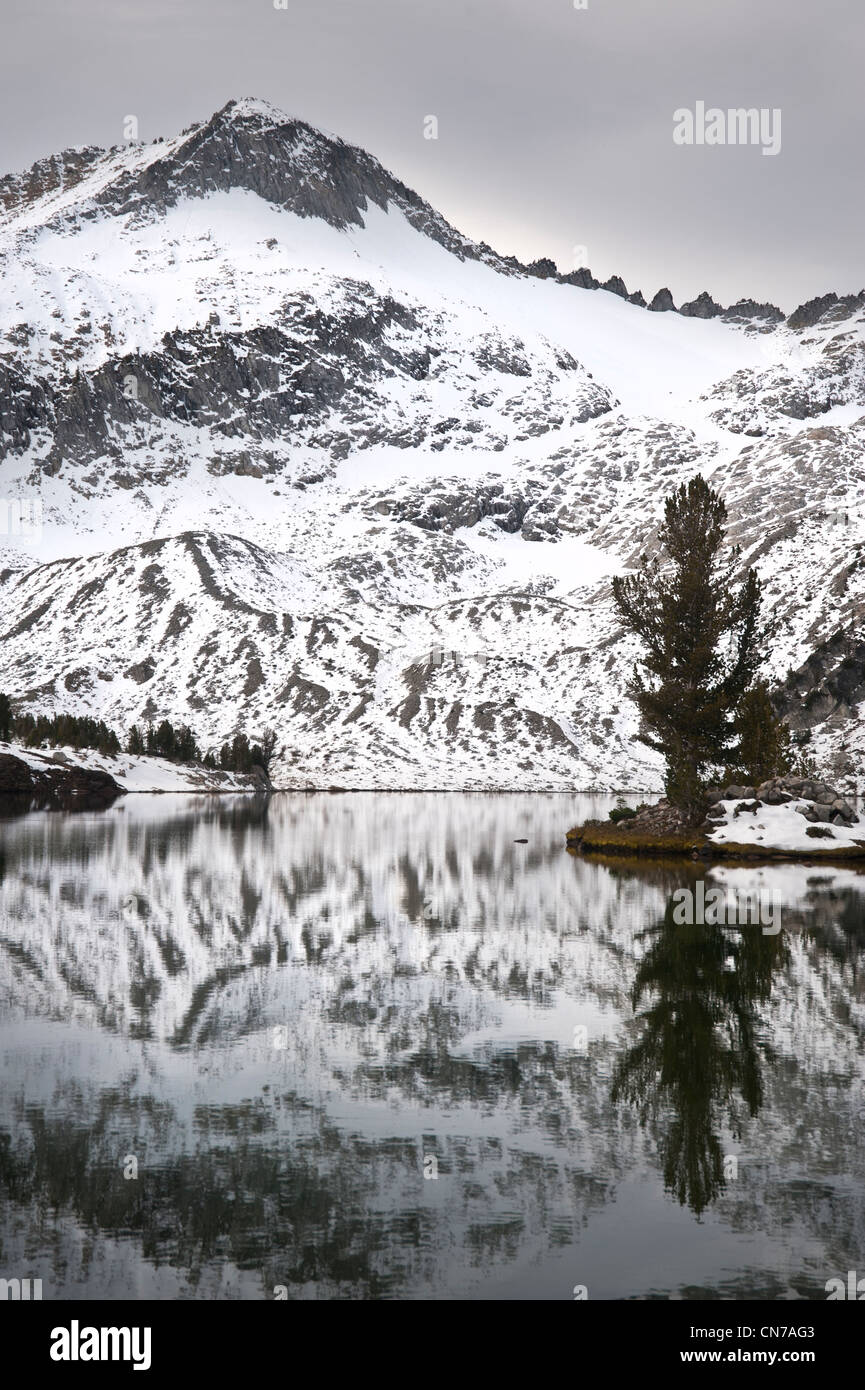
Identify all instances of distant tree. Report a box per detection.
[0,692,12,741]
[214,730,275,774]
[6,708,119,756]
[612,476,764,823]
[153,720,176,761]
[257,728,277,772]
[127,725,146,756]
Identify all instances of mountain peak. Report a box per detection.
[217,96,294,125]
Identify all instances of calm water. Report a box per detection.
[0,792,863,1300]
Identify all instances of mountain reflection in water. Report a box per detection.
[0,793,863,1299]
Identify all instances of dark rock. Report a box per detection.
[526,257,558,280]
[773,630,865,733]
[679,291,724,319]
[721,299,784,325]
[786,290,865,330]
[648,288,676,313]
[559,267,599,290]
[602,275,629,300]
[0,752,123,812]
[805,824,835,839]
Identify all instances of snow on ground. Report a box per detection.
[708,799,865,853]
[452,521,624,595]
[1,743,258,793]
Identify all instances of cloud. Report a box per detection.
[0,0,861,308]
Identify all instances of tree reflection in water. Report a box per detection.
[612,890,789,1215]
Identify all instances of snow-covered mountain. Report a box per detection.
[1,97,863,789]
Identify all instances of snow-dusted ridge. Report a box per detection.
[1,741,260,793]
[0,99,863,789]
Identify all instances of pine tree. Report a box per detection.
[0,692,12,741]
[127,725,145,756]
[732,683,793,784]
[612,475,764,824]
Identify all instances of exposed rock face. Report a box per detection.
[721,298,784,325]
[602,275,629,299]
[786,291,865,330]
[0,145,105,217]
[648,287,677,313]
[526,257,558,279]
[0,752,123,811]
[558,267,599,290]
[82,100,515,272]
[773,631,865,731]
[368,479,545,536]
[679,291,724,319]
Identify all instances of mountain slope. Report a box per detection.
[1,99,863,789]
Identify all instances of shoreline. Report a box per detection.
[567,824,865,865]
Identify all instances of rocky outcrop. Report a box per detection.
[679,291,724,319]
[704,775,858,830]
[786,291,865,330]
[648,287,677,313]
[772,630,865,731]
[0,752,123,811]
[368,479,548,536]
[721,299,784,325]
[526,257,558,279]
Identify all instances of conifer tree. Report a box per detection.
[0,692,12,741]
[612,475,764,823]
[732,683,793,785]
[127,725,146,756]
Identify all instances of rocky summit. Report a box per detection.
[1,98,864,789]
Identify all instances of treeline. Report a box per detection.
[0,697,121,756]
[127,721,201,762]
[128,723,276,772]
[0,694,276,773]
[206,730,277,774]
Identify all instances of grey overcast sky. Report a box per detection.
[0,0,861,310]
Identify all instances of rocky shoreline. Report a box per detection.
[0,752,123,812]
[567,775,865,862]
